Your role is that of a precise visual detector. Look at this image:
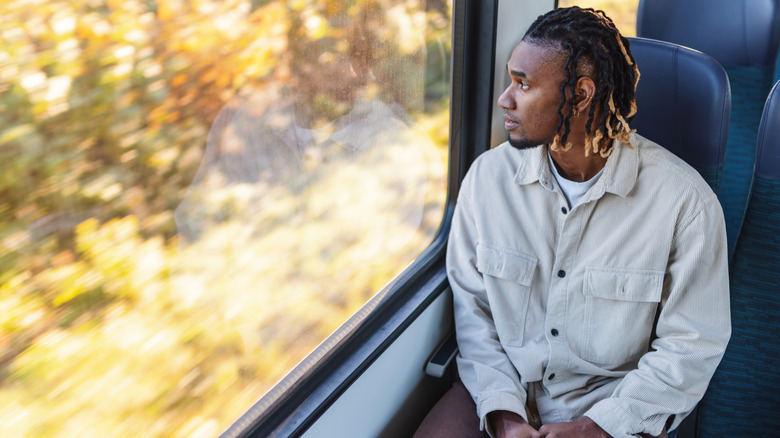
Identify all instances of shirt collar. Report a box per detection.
[513,144,555,190]
[513,137,639,198]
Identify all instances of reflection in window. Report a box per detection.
[0,1,451,436]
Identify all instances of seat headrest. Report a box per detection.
[637,0,780,68]
[755,81,780,181]
[628,37,730,171]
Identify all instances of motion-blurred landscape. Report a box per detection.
[1,0,450,436]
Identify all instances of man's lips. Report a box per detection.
[504,115,519,130]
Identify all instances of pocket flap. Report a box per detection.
[585,268,664,302]
[476,242,537,286]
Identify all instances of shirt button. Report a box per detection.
[557,270,566,278]
[548,373,556,380]
[551,328,559,336]
[561,207,568,214]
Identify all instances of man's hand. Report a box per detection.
[488,411,543,438]
[537,416,611,437]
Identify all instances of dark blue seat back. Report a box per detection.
[637,0,780,69]
[627,37,730,193]
[697,80,780,436]
[637,0,780,257]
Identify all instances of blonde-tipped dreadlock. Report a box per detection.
[524,6,641,157]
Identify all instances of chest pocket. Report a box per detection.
[581,267,664,364]
[476,242,537,347]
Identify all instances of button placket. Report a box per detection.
[545,199,585,392]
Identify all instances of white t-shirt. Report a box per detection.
[548,150,604,208]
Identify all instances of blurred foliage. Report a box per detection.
[558,0,639,37]
[0,0,451,436]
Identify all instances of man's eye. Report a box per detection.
[520,82,529,91]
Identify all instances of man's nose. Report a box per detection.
[498,85,515,110]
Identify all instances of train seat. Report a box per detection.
[696,80,780,437]
[627,37,730,194]
[636,0,780,257]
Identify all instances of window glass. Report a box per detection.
[0,0,451,436]
[557,0,638,36]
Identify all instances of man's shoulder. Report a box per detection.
[632,133,715,200]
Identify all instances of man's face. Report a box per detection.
[498,41,566,150]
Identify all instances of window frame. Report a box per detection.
[218,0,498,436]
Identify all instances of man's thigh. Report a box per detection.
[413,381,488,438]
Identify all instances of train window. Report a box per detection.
[1,0,451,436]
[558,0,639,36]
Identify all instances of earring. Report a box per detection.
[573,109,579,118]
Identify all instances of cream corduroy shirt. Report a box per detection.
[447,134,731,437]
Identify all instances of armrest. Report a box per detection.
[424,331,459,378]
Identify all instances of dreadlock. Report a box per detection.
[523,6,640,157]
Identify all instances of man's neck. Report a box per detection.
[549,143,608,182]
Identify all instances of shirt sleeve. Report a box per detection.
[447,170,530,434]
[584,195,732,437]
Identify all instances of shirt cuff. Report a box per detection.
[477,391,528,438]
[584,398,644,438]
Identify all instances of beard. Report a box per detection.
[508,134,545,150]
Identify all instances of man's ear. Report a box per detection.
[573,76,596,114]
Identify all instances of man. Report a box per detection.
[414,7,730,438]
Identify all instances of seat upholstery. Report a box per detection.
[627,37,730,193]
[637,0,780,257]
[697,80,780,436]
